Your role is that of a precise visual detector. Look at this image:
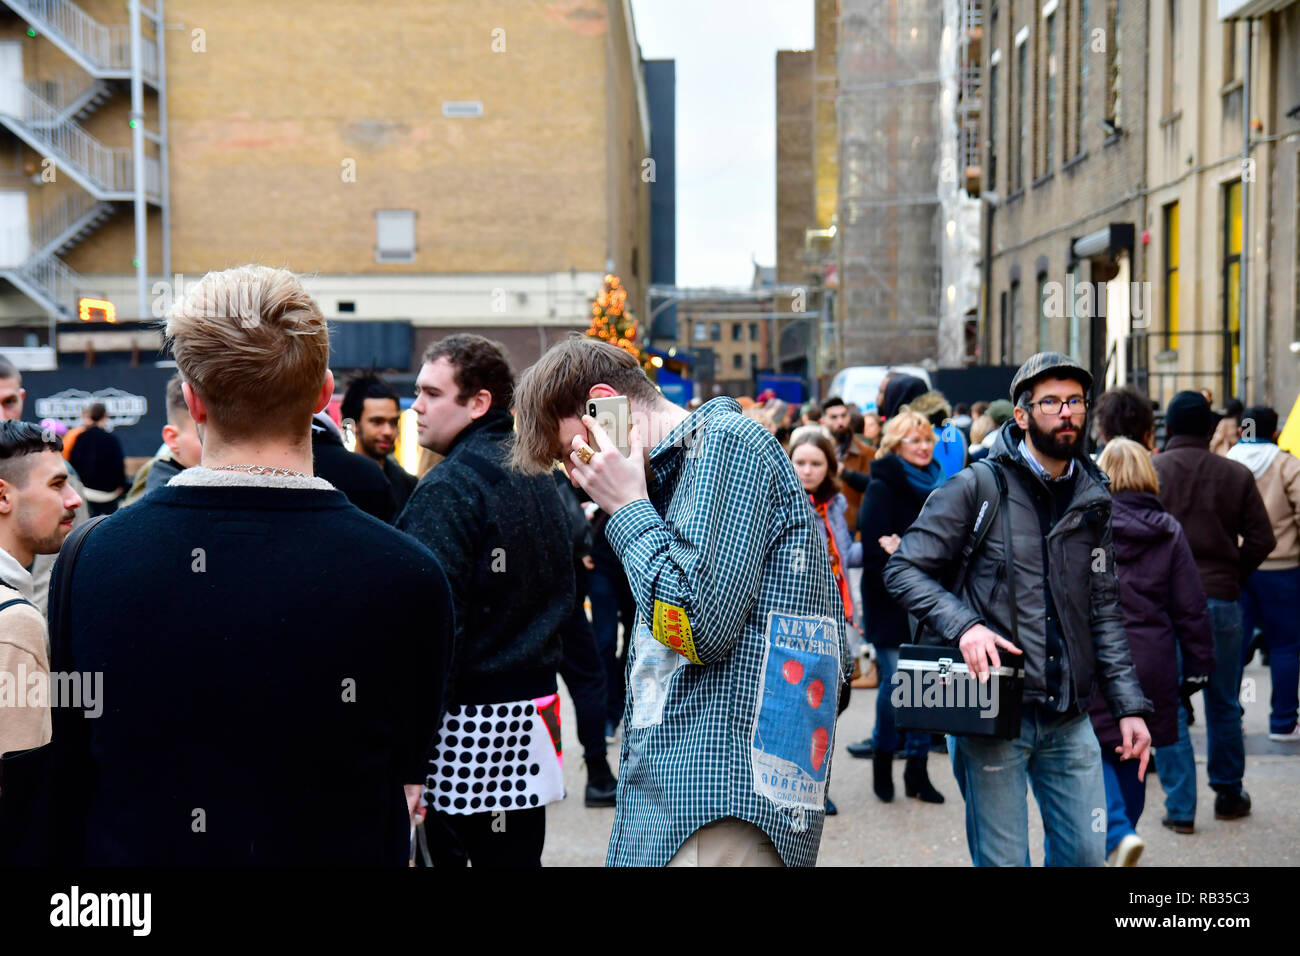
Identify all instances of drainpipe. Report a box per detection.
[130,0,147,320]
[1238,18,1251,401]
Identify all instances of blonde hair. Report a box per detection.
[164,265,329,441]
[1097,437,1159,494]
[877,408,934,457]
[969,413,996,445]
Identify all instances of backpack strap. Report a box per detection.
[48,515,110,661]
[949,459,1006,594]
[0,597,35,614]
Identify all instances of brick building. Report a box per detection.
[0,0,652,374]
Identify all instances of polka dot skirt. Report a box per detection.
[424,696,565,816]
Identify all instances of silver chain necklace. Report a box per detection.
[210,464,311,479]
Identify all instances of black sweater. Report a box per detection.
[396,410,574,704]
[45,483,452,866]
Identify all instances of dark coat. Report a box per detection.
[883,421,1151,719]
[44,483,451,865]
[67,424,125,494]
[312,421,394,524]
[395,409,574,705]
[857,454,933,648]
[1153,435,1275,600]
[1088,491,1215,749]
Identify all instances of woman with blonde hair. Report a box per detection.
[846,408,947,804]
[1092,438,1214,865]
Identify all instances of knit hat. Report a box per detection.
[1164,390,1213,438]
[986,399,1014,425]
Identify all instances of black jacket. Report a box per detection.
[381,455,419,515]
[312,418,394,524]
[44,483,451,865]
[68,425,125,494]
[395,409,574,704]
[883,421,1150,720]
[1153,435,1275,600]
[857,454,933,648]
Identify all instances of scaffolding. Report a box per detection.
[836,0,943,367]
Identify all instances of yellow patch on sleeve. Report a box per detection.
[652,600,703,664]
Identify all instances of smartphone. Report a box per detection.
[587,396,632,458]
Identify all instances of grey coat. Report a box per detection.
[882,421,1150,721]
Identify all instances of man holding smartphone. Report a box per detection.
[512,336,851,867]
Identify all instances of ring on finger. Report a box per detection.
[575,443,595,465]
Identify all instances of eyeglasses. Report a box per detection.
[900,436,936,446]
[1025,396,1089,415]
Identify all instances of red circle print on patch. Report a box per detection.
[811,727,829,771]
[806,679,825,710]
[669,635,682,648]
[782,659,804,684]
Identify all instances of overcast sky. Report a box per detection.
[631,0,813,289]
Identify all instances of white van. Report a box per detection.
[826,365,932,413]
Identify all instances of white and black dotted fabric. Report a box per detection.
[424,700,564,816]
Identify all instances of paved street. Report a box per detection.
[544,658,1300,866]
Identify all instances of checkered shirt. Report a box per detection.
[602,397,851,867]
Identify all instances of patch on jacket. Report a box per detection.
[652,600,702,664]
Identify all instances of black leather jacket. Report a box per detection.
[882,422,1151,720]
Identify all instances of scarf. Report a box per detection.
[901,459,945,496]
[811,495,853,621]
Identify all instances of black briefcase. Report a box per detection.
[894,644,1024,739]
[895,460,1023,740]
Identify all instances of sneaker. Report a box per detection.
[1268,724,1300,742]
[1213,788,1252,820]
[1160,815,1194,835]
[1107,833,1145,867]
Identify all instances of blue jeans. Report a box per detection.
[1204,599,1246,793]
[872,647,930,757]
[949,707,1106,867]
[1102,752,1146,855]
[1154,698,1197,822]
[1240,567,1300,735]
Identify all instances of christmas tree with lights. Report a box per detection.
[585,274,653,372]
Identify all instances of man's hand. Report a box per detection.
[1116,716,1152,781]
[957,623,1022,683]
[568,415,650,516]
[404,784,425,825]
[878,533,901,556]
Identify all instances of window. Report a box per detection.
[1015,38,1028,190]
[375,210,416,263]
[337,300,356,313]
[1076,0,1089,154]
[1104,0,1121,131]
[693,322,707,342]
[1223,180,1242,393]
[1045,11,1057,171]
[1037,271,1051,351]
[732,353,743,371]
[731,323,742,341]
[749,322,759,341]
[1164,0,1180,113]
[988,62,999,190]
[1164,201,1179,348]
[710,322,721,342]
[1010,279,1023,360]
[1224,21,1246,85]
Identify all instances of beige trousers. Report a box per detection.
[665,817,787,867]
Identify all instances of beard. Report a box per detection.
[1026,413,1083,461]
[19,510,75,556]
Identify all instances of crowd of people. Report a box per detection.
[0,264,1296,868]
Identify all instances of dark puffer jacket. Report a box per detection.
[882,421,1151,720]
[1088,490,1214,749]
[857,454,934,649]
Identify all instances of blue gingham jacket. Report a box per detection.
[603,398,851,867]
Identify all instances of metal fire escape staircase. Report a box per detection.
[0,0,166,319]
